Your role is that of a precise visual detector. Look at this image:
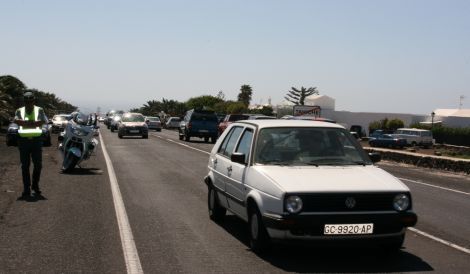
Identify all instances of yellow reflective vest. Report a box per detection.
[18,106,43,138]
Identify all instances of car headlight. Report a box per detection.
[72,128,87,136]
[285,195,303,214]
[393,194,410,211]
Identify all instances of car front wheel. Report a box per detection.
[248,205,270,253]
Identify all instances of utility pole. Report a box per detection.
[459,95,465,109]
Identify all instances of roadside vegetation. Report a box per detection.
[0,75,77,129]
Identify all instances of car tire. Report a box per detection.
[111,127,115,132]
[248,204,270,253]
[208,186,226,222]
[157,129,161,132]
[179,134,184,140]
[211,136,217,144]
[143,134,148,139]
[381,234,405,253]
[118,133,123,139]
[185,134,190,142]
[204,137,209,143]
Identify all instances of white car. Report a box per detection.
[205,120,417,253]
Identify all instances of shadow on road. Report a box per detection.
[16,194,48,202]
[61,167,103,176]
[218,215,433,273]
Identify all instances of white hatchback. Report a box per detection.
[205,120,417,253]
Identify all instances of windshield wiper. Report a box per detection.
[262,160,292,166]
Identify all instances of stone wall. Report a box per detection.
[364,148,470,174]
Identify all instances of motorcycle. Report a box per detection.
[58,112,99,172]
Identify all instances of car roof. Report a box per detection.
[232,119,345,129]
[397,128,430,132]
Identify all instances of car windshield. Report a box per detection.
[53,116,66,121]
[122,114,145,122]
[254,127,372,166]
[147,117,160,121]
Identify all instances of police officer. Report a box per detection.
[14,91,48,198]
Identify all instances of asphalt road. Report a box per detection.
[1,127,469,273]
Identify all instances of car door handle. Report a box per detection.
[211,158,218,167]
[227,166,232,176]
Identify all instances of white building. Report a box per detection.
[433,109,470,128]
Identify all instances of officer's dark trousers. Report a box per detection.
[17,138,43,193]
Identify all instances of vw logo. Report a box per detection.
[345,197,356,209]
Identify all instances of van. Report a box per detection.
[179,109,218,143]
[393,128,433,148]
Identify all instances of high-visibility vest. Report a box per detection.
[18,106,43,138]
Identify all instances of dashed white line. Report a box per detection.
[151,133,470,256]
[408,227,470,255]
[398,177,470,196]
[100,133,144,274]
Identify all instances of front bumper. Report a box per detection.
[262,211,417,240]
[119,127,148,136]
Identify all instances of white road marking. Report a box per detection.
[408,227,470,255]
[152,133,470,256]
[99,134,144,274]
[398,177,470,196]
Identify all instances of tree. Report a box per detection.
[386,119,405,131]
[226,101,247,114]
[237,85,252,107]
[216,91,225,100]
[185,95,223,111]
[0,75,26,115]
[284,86,318,105]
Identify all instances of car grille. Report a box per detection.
[297,193,406,212]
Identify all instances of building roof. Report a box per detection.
[434,109,470,118]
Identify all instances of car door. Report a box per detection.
[225,127,254,218]
[213,126,244,213]
[212,126,243,208]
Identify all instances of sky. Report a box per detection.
[1,0,469,115]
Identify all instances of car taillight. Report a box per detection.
[188,122,192,129]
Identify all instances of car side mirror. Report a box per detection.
[368,152,381,163]
[231,152,247,165]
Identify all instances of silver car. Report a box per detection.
[145,116,162,131]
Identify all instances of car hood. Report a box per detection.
[121,122,146,127]
[253,165,409,193]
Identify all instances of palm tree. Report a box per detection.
[238,85,253,107]
[284,86,319,105]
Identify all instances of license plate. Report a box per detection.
[324,223,373,235]
[199,130,209,133]
[129,130,139,133]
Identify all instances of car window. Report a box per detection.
[147,117,160,121]
[228,114,249,122]
[218,126,244,157]
[122,114,145,122]
[218,127,236,154]
[192,113,218,122]
[235,129,254,164]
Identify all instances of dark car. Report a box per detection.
[179,109,218,143]
[6,122,52,147]
[369,134,406,149]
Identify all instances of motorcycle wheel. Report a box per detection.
[62,151,80,173]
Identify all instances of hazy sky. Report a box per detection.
[1,0,469,114]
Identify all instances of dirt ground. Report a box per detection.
[0,134,22,222]
[0,133,61,222]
